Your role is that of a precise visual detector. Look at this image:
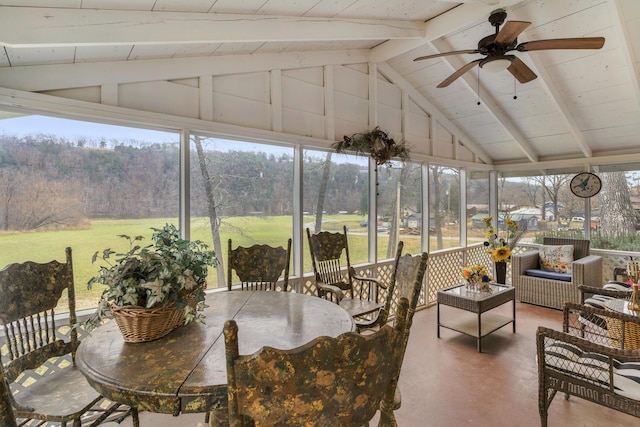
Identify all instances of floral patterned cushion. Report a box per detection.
[539,245,574,274]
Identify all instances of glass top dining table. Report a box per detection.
[76,290,355,416]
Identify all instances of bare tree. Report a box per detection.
[192,136,226,287]
[534,174,570,221]
[314,152,332,233]
[599,172,636,234]
[522,177,540,207]
[430,166,445,250]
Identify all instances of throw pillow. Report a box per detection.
[539,245,574,274]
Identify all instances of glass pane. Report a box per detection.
[0,114,179,311]
[590,169,639,250]
[190,136,294,288]
[429,165,460,250]
[303,150,369,270]
[467,171,489,246]
[377,161,422,258]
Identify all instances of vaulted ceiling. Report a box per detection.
[0,0,638,172]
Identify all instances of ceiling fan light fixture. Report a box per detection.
[480,56,513,73]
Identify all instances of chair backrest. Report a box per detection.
[542,237,590,260]
[224,298,409,427]
[0,367,16,427]
[379,251,428,425]
[306,225,353,293]
[0,248,78,385]
[227,239,291,291]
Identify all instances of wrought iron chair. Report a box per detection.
[306,226,386,329]
[223,298,409,427]
[227,238,292,291]
[0,248,138,427]
[537,302,640,427]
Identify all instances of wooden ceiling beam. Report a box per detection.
[0,50,370,92]
[0,7,423,48]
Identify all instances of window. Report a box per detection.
[190,135,294,288]
[377,160,422,258]
[0,114,179,310]
[303,149,369,268]
[429,165,460,250]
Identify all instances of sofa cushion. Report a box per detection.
[539,244,574,274]
[525,268,572,282]
[544,340,640,400]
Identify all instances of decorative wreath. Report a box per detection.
[332,127,410,167]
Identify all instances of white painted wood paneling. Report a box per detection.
[212,73,271,102]
[119,81,199,118]
[211,92,271,131]
[281,75,324,115]
[42,87,101,104]
[334,65,369,98]
[282,107,325,139]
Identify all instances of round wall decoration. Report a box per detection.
[570,172,602,198]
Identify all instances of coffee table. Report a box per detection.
[437,283,516,352]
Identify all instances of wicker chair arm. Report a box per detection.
[512,250,539,274]
[578,284,630,303]
[571,255,603,287]
[316,282,345,301]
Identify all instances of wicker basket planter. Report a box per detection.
[110,302,187,343]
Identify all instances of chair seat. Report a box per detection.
[339,298,384,318]
[12,367,102,420]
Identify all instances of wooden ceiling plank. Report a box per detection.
[608,0,640,111]
[508,8,593,159]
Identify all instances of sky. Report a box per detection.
[0,115,175,143]
[0,113,365,164]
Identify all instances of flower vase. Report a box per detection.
[494,262,507,285]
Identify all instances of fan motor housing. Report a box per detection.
[478,34,517,55]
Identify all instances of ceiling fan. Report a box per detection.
[414,9,605,88]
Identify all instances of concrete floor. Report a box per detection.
[116,301,639,427]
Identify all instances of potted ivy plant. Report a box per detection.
[83,224,217,342]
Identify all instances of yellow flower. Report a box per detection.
[485,227,495,239]
[491,247,512,263]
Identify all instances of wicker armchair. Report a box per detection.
[537,302,640,426]
[512,237,602,309]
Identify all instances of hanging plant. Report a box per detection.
[332,127,410,167]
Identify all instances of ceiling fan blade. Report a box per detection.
[517,37,605,51]
[495,21,531,44]
[507,56,537,83]
[437,59,482,88]
[414,50,479,61]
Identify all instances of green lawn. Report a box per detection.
[0,215,432,310]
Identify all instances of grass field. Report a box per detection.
[0,215,434,310]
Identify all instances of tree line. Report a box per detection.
[0,135,374,232]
